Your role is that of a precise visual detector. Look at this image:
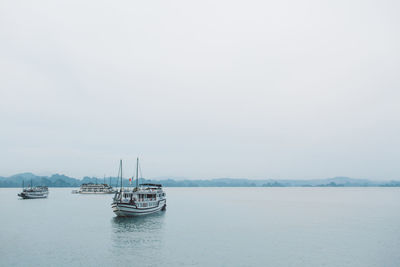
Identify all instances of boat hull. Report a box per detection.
[77,191,116,194]
[18,193,48,199]
[112,200,166,217]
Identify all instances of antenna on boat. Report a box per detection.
[136,157,139,189]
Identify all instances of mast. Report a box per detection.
[22,180,24,189]
[136,157,139,189]
[120,159,123,192]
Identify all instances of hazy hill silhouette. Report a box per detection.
[1,173,399,187]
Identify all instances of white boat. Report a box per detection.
[73,183,116,194]
[111,158,167,217]
[18,181,49,199]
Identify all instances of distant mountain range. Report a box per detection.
[0,173,399,187]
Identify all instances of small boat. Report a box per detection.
[18,180,49,199]
[111,158,167,217]
[73,182,116,194]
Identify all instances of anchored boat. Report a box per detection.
[18,180,49,199]
[111,158,167,217]
[72,183,116,194]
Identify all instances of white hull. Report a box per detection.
[78,191,115,194]
[112,200,166,217]
[18,193,49,199]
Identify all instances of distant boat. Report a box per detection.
[111,158,167,216]
[18,180,49,199]
[72,183,116,194]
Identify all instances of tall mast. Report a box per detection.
[136,157,139,189]
[120,159,123,192]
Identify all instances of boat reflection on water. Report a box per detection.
[111,212,166,251]
[112,212,166,232]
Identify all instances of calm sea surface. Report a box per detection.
[0,187,399,267]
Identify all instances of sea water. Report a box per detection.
[0,187,399,267]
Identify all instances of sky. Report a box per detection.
[0,0,399,180]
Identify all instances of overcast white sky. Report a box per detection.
[0,0,399,180]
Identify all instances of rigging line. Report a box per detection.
[131,158,139,181]
[139,161,143,180]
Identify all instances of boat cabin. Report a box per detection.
[115,185,166,208]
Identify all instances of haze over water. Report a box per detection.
[1,187,399,266]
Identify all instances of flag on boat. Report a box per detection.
[129,178,132,184]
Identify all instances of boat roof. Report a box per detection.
[118,186,163,194]
[140,183,162,187]
[81,183,110,186]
